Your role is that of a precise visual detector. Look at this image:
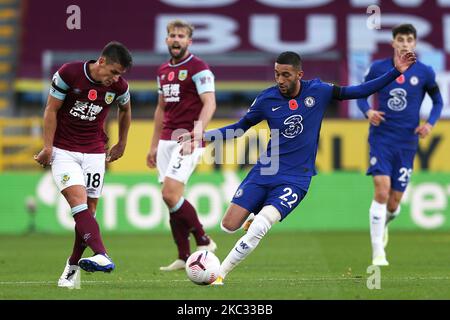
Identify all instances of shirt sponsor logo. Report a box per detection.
[282,114,304,138]
[69,100,103,121]
[178,70,188,81]
[387,88,407,111]
[162,83,180,102]
[105,92,115,104]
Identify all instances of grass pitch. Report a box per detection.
[1,231,449,300]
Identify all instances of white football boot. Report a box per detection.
[78,254,115,273]
[372,252,389,266]
[159,259,186,271]
[58,259,81,289]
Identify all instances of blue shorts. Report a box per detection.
[231,174,311,221]
[367,143,416,192]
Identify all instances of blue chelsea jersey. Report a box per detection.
[357,58,440,150]
[243,79,334,178]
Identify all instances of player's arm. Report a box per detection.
[34,69,69,167]
[356,65,386,126]
[107,96,131,163]
[192,91,216,140]
[415,69,444,138]
[333,51,416,101]
[179,97,264,155]
[147,93,165,168]
[34,95,64,167]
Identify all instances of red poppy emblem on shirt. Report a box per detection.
[396,74,405,84]
[289,99,298,110]
[168,71,175,81]
[88,89,97,101]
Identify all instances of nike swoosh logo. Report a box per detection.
[272,106,282,111]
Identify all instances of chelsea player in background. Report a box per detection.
[357,24,443,267]
[180,50,416,285]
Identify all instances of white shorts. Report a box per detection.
[51,147,106,198]
[156,140,204,184]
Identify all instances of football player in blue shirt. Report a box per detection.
[357,24,443,266]
[180,50,416,284]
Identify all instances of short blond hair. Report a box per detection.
[166,19,194,38]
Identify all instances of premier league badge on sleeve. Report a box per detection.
[105,92,115,104]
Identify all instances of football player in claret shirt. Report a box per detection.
[357,24,443,266]
[146,20,217,271]
[180,50,416,285]
[34,41,133,288]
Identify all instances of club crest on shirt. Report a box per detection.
[178,70,188,81]
[304,96,315,107]
[105,92,115,104]
[410,76,419,86]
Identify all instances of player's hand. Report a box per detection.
[177,131,195,144]
[366,109,385,126]
[395,51,416,73]
[146,147,157,168]
[33,147,53,168]
[106,143,126,162]
[415,123,433,139]
[180,140,199,156]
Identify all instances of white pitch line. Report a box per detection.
[2,277,450,286]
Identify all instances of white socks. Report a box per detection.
[219,207,278,279]
[369,200,387,258]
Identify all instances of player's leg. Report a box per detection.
[386,190,403,224]
[68,197,98,267]
[160,177,191,270]
[213,205,280,285]
[370,175,390,265]
[159,142,214,270]
[69,151,113,273]
[213,181,301,285]
[155,141,188,270]
[221,203,253,233]
[383,149,414,249]
[367,143,393,266]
